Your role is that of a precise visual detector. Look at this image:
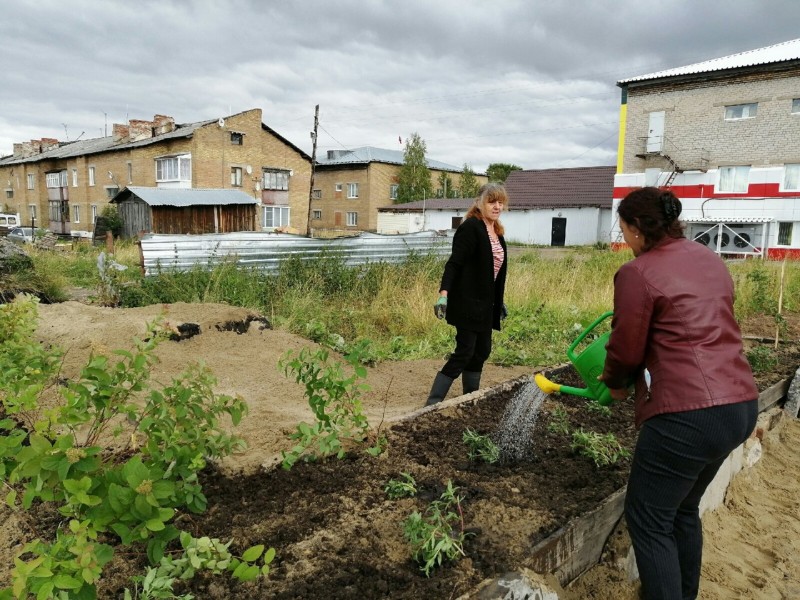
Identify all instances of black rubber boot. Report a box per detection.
[425,372,454,406]
[462,370,482,394]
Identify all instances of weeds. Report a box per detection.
[385,473,418,500]
[462,428,500,464]
[570,428,631,468]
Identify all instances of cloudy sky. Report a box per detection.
[2,0,799,172]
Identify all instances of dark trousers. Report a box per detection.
[440,327,492,379]
[625,399,758,600]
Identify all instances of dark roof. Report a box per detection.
[112,187,259,207]
[503,166,615,209]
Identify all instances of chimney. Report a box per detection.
[113,123,129,143]
[40,138,59,152]
[128,119,154,142]
[152,114,175,135]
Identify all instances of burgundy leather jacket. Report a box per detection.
[602,236,757,427]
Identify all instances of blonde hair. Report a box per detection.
[465,183,507,236]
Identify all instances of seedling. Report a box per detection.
[385,472,418,499]
[462,428,500,464]
[570,428,630,467]
[547,406,571,435]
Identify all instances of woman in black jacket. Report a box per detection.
[426,183,508,406]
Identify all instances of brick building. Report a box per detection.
[312,147,487,233]
[613,38,800,258]
[0,108,311,237]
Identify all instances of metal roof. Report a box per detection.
[619,38,800,84]
[0,120,213,166]
[378,198,474,212]
[114,186,259,207]
[504,165,615,208]
[684,216,773,224]
[316,146,466,173]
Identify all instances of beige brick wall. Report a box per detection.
[622,67,800,173]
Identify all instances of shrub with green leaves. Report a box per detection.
[279,344,379,469]
[385,473,418,500]
[0,295,270,599]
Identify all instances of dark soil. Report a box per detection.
[100,368,639,599]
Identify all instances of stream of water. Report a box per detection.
[494,378,547,462]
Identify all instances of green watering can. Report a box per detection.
[534,311,616,406]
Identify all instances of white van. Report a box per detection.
[0,213,21,232]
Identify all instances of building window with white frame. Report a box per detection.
[777,222,793,246]
[72,169,78,187]
[346,211,358,226]
[46,171,68,188]
[155,155,191,184]
[347,183,359,199]
[724,103,757,120]
[717,166,750,193]
[390,184,399,200]
[792,98,800,114]
[783,164,800,191]
[312,189,322,199]
[105,186,119,199]
[89,167,95,186]
[27,174,35,190]
[312,209,322,220]
[72,205,80,223]
[262,169,289,191]
[335,183,343,192]
[91,205,98,224]
[231,167,243,187]
[263,205,290,228]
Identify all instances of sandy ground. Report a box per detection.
[3,300,797,597]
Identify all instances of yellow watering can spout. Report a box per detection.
[534,373,561,395]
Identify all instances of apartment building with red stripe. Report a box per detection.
[613,38,800,259]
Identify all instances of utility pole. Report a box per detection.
[306,104,319,237]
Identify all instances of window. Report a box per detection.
[105,186,119,199]
[27,174,34,190]
[46,171,68,188]
[156,155,191,182]
[312,189,322,199]
[91,205,98,224]
[347,183,359,199]
[231,167,243,187]
[390,184,399,200]
[718,166,750,193]
[792,99,800,114]
[724,103,757,120]
[127,162,133,183]
[262,170,289,191]
[72,205,80,223]
[335,183,343,192]
[230,132,243,145]
[29,205,36,219]
[89,167,95,186]
[346,211,358,226]
[5,190,12,199]
[778,222,793,246]
[72,169,78,187]
[312,209,322,220]
[783,164,800,191]
[263,206,290,228]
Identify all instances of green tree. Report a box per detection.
[486,163,522,183]
[396,133,433,203]
[459,164,480,199]
[436,171,457,198]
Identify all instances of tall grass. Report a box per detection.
[15,243,800,367]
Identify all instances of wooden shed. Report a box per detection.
[111,187,258,238]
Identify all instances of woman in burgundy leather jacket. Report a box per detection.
[425,183,508,406]
[601,187,758,600]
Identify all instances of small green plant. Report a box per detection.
[279,345,374,469]
[385,472,418,499]
[746,345,778,373]
[462,428,500,464]
[585,401,612,416]
[124,532,275,599]
[570,428,631,467]
[403,480,470,577]
[547,406,571,436]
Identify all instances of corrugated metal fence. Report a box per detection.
[138,230,454,276]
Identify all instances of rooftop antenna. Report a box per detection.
[62,123,70,141]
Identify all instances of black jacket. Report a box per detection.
[440,216,507,332]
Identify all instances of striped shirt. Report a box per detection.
[485,222,504,280]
